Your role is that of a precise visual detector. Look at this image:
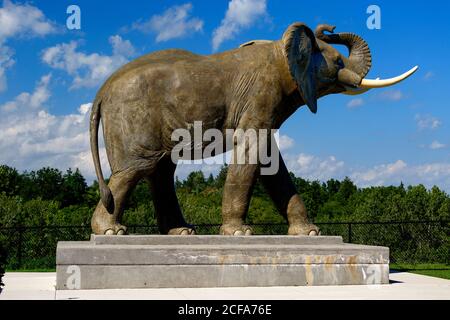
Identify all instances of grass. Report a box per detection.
[390,263,450,280]
[6,268,55,272]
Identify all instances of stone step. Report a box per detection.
[57,243,388,265]
[56,264,390,289]
[90,234,344,246]
[56,235,390,289]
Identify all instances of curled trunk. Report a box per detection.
[315,24,372,79]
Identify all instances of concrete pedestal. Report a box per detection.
[56,235,389,289]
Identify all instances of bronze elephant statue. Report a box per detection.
[90,22,417,235]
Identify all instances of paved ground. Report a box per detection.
[1,271,449,300]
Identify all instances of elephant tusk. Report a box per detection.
[342,78,380,95]
[359,66,419,88]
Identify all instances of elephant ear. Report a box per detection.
[282,23,319,113]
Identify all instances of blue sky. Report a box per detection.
[0,0,449,191]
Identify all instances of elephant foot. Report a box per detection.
[104,224,127,235]
[288,223,321,236]
[168,227,196,235]
[220,224,253,236]
[91,203,127,235]
[92,222,127,235]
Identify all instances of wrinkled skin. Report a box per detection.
[90,23,370,236]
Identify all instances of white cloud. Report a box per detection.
[285,153,346,181]
[41,35,135,89]
[0,45,15,91]
[0,0,57,42]
[0,74,109,182]
[281,149,450,191]
[212,0,268,51]
[424,71,434,81]
[378,89,404,101]
[347,98,364,108]
[415,114,442,130]
[109,35,136,57]
[1,73,51,112]
[351,160,407,186]
[277,134,294,151]
[351,160,450,190]
[430,141,446,150]
[131,3,203,42]
[0,0,57,92]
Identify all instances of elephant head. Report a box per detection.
[275,23,418,113]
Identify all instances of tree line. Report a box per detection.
[1,164,449,270]
[0,163,449,228]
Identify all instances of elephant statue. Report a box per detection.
[90,22,417,236]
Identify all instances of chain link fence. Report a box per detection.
[0,220,448,269]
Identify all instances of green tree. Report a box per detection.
[183,171,207,194]
[351,187,385,221]
[337,177,357,203]
[128,180,152,209]
[175,176,183,189]
[54,205,92,226]
[206,173,215,187]
[325,178,341,197]
[85,180,100,208]
[178,188,222,224]
[60,168,87,207]
[252,179,266,197]
[215,164,228,189]
[247,195,283,224]
[301,180,327,220]
[317,200,346,221]
[404,184,429,220]
[21,198,60,226]
[0,165,21,196]
[123,203,156,226]
[18,171,39,201]
[0,193,23,227]
[33,167,64,202]
[291,174,310,193]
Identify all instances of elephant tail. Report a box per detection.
[90,98,114,213]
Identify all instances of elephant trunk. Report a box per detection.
[315,24,372,80]
[315,24,418,95]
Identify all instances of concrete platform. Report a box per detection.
[1,272,449,300]
[56,235,389,289]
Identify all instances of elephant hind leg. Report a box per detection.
[259,153,320,236]
[91,167,145,235]
[148,157,195,235]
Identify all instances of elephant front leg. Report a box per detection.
[220,163,258,235]
[259,153,320,236]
